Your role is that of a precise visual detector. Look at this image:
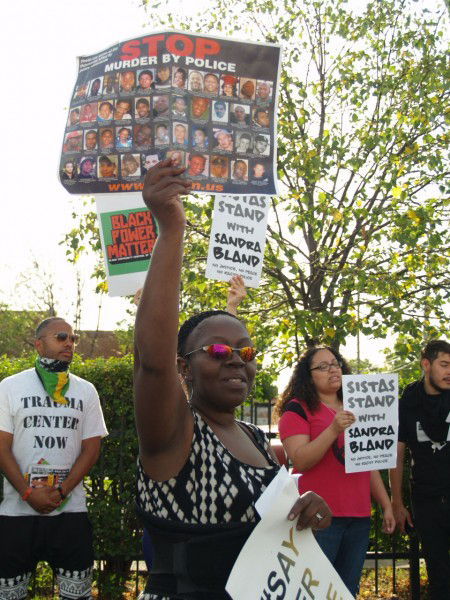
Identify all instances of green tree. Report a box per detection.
[0,306,43,357]
[1,259,89,355]
[348,357,378,374]
[64,0,449,373]
[382,334,424,387]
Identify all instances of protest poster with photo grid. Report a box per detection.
[59,30,281,196]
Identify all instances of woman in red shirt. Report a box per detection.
[276,346,395,597]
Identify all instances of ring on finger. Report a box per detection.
[315,512,324,521]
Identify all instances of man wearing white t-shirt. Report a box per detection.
[0,317,108,600]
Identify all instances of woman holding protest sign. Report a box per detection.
[275,347,395,597]
[133,159,332,599]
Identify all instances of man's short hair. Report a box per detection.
[239,133,251,141]
[255,134,267,142]
[189,154,206,164]
[421,339,450,363]
[35,317,66,339]
[254,108,269,118]
[139,70,153,79]
[99,156,114,166]
[136,98,150,107]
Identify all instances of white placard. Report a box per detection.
[96,193,153,296]
[205,194,270,287]
[226,468,353,600]
[342,373,398,473]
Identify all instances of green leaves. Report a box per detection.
[0,308,39,357]
[71,355,140,596]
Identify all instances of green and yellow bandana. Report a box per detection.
[35,357,70,405]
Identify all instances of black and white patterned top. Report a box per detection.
[136,410,279,600]
[136,410,279,525]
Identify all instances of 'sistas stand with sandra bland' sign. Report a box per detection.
[205,194,270,287]
[342,373,399,473]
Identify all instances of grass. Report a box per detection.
[358,565,429,599]
[29,563,430,599]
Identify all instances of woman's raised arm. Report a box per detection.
[134,159,192,456]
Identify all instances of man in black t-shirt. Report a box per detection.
[390,339,450,600]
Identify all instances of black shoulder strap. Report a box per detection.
[282,400,308,421]
[238,421,266,447]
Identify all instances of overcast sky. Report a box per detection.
[0,0,156,330]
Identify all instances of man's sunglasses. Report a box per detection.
[184,344,257,362]
[38,332,80,345]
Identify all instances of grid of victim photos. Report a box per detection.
[61,65,274,186]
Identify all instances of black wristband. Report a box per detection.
[57,484,66,500]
